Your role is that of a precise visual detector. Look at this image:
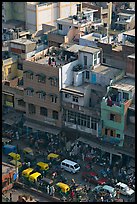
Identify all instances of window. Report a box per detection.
[8,68,11,74]
[110,130,114,137]
[123,92,129,100]
[77,4,81,12]
[94,53,97,65]
[110,113,115,121]
[86,71,89,79]
[26,88,34,96]
[73,96,78,102]
[38,75,46,83]
[105,128,108,135]
[40,107,48,116]
[117,134,120,138]
[25,72,33,80]
[28,104,36,114]
[18,64,23,70]
[84,56,87,66]
[52,110,58,120]
[18,99,26,107]
[51,95,57,103]
[58,24,62,30]
[102,13,108,19]
[103,58,106,63]
[49,77,58,87]
[65,93,69,98]
[38,92,46,100]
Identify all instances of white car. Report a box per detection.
[115,182,134,196]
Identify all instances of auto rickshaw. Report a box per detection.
[47,153,60,164]
[28,172,42,184]
[8,152,21,161]
[56,182,70,196]
[23,147,35,163]
[10,160,22,169]
[37,162,49,171]
[22,168,35,178]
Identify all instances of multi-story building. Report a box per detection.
[3,2,81,32]
[82,2,113,28]
[115,9,135,31]
[60,44,124,143]
[48,8,99,47]
[22,46,78,136]
[101,76,135,147]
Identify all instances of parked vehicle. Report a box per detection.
[23,147,35,162]
[28,172,42,183]
[8,152,21,161]
[56,182,70,195]
[39,177,54,189]
[9,160,22,169]
[47,153,60,164]
[36,162,49,171]
[115,182,135,196]
[22,168,35,178]
[3,145,16,155]
[82,171,108,185]
[92,185,117,198]
[61,159,80,173]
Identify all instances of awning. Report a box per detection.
[77,137,122,156]
[2,92,14,96]
[36,90,46,95]
[23,121,61,135]
[24,87,34,91]
[23,70,33,75]
[61,89,84,97]
[3,119,15,126]
[36,73,46,78]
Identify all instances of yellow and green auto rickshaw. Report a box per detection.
[23,147,35,162]
[22,168,35,178]
[9,160,22,169]
[47,153,60,164]
[56,182,70,195]
[37,162,49,171]
[8,152,21,161]
[28,172,42,184]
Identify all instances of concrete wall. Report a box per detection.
[62,93,84,106]
[79,51,93,67]
[61,60,79,88]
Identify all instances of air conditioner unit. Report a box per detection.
[72,104,74,108]
[79,106,81,110]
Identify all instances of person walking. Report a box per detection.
[9,192,12,202]
[47,185,50,195]
[50,186,53,196]
[52,186,55,197]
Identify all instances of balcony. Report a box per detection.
[101,97,124,114]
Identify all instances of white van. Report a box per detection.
[61,159,80,173]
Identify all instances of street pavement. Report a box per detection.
[2,137,132,202]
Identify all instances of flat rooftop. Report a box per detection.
[10,38,35,45]
[111,77,135,92]
[118,12,134,17]
[123,29,135,37]
[92,64,121,77]
[62,82,106,95]
[2,162,15,174]
[66,44,84,53]
[79,46,101,54]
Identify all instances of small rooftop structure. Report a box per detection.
[111,77,135,92]
[66,44,84,53]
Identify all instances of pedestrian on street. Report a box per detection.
[82,153,85,161]
[10,192,12,202]
[52,186,55,197]
[70,190,75,201]
[50,186,53,196]
[47,185,50,195]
